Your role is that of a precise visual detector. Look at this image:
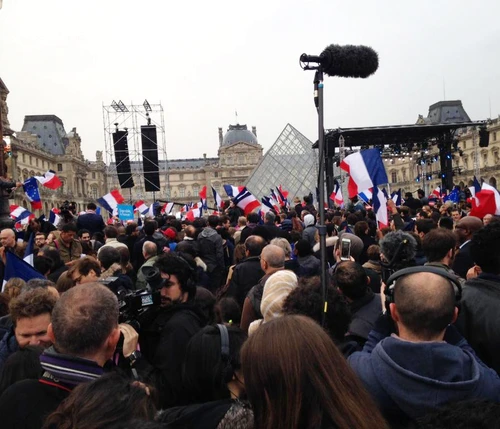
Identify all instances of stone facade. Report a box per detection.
[107,124,263,206]
[8,115,107,215]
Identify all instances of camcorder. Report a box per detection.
[116,267,166,331]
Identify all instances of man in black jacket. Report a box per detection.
[333,261,381,344]
[452,216,483,279]
[226,235,266,307]
[197,215,224,292]
[76,202,106,236]
[0,284,124,429]
[136,253,206,408]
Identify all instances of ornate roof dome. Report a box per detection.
[222,124,258,147]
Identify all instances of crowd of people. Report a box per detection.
[0,192,500,428]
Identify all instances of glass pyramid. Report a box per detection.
[245,124,318,200]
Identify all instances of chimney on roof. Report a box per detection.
[252,126,257,137]
[218,127,223,146]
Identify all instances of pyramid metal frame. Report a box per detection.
[245,123,318,200]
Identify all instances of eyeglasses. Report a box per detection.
[72,275,83,284]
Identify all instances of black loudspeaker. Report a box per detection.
[112,130,134,189]
[141,125,161,192]
[479,127,489,148]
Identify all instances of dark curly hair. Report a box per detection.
[154,252,198,300]
[282,276,351,343]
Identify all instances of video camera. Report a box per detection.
[116,266,166,330]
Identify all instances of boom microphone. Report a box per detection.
[300,44,379,78]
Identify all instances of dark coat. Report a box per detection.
[0,327,18,372]
[456,274,500,374]
[226,257,264,308]
[452,241,474,279]
[137,302,206,408]
[349,321,500,426]
[197,227,224,272]
[0,378,69,429]
[76,212,106,236]
[347,291,382,341]
[160,399,253,429]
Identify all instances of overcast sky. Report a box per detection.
[1,1,499,162]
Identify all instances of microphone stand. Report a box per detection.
[313,67,328,327]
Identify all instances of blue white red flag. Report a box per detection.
[98,190,125,213]
[134,200,149,215]
[340,149,388,198]
[329,180,344,206]
[199,186,207,210]
[233,187,261,215]
[2,251,44,291]
[372,186,389,229]
[223,185,244,198]
[23,177,42,210]
[34,170,62,190]
[212,187,223,209]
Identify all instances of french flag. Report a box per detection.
[134,200,149,215]
[23,177,42,210]
[97,190,125,213]
[468,176,481,204]
[358,188,373,204]
[432,186,442,199]
[329,180,344,206]
[233,187,261,215]
[23,233,36,266]
[470,182,500,218]
[10,205,33,224]
[372,186,389,229]
[161,202,174,215]
[340,149,388,198]
[186,203,203,221]
[391,188,402,206]
[48,208,61,227]
[148,202,160,218]
[199,186,207,209]
[34,170,62,190]
[212,186,223,209]
[223,184,244,198]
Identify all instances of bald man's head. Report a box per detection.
[0,228,16,249]
[393,272,456,339]
[455,216,483,243]
[261,244,285,270]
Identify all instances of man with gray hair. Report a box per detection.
[240,244,286,333]
[0,283,137,429]
[136,241,159,290]
[263,211,283,240]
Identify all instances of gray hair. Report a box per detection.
[270,237,292,259]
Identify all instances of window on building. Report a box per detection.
[42,160,45,168]
[29,156,32,165]
[179,173,184,180]
[92,172,96,179]
[22,154,25,162]
[483,153,488,166]
[391,171,397,183]
[57,163,63,172]
[402,168,407,181]
[193,173,198,180]
[192,185,199,195]
[463,141,467,149]
[238,154,245,165]
[91,187,98,199]
[179,187,185,197]
[36,159,39,167]
[494,132,497,142]
[214,172,218,178]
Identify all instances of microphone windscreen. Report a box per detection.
[321,44,379,78]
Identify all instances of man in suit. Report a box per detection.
[76,203,106,236]
[452,216,483,279]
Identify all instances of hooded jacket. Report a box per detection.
[349,323,500,425]
[302,214,317,248]
[197,227,224,273]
